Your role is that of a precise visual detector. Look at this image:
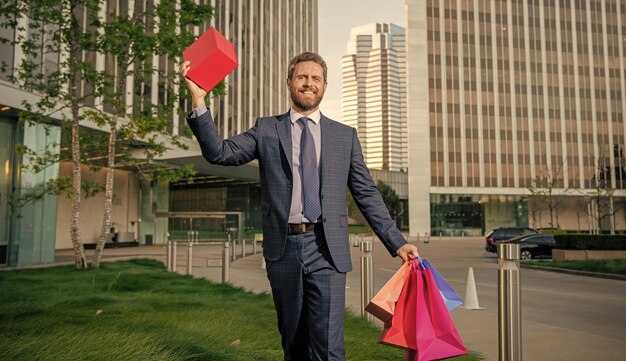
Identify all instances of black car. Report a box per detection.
[485,227,539,253]
[499,234,557,260]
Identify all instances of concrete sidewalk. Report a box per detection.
[50,238,626,361]
[194,237,626,361]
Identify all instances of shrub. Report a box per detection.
[554,234,626,250]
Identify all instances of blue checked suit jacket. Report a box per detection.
[187,110,407,272]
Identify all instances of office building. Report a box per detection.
[0,0,317,266]
[406,0,626,236]
[341,23,407,171]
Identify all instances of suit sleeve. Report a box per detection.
[187,109,258,166]
[346,127,408,256]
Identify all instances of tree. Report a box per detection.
[527,195,543,229]
[527,161,568,229]
[1,0,218,269]
[581,151,618,234]
[376,180,402,228]
[89,0,217,268]
[345,189,356,215]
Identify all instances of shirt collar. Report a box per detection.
[290,108,321,125]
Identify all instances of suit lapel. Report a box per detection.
[320,114,337,188]
[276,112,293,170]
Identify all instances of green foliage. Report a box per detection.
[525,259,626,275]
[345,188,356,214]
[0,0,218,195]
[0,260,483,360]
[376,180,402,223]
[348,224,372,234]
[10,177,73,214]
[554,234,626,250]
[82,180,106,198]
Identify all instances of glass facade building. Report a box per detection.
[0,0,317,266]
[407,0,626,236]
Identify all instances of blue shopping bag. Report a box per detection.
[418,258,463,311]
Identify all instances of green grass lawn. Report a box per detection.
[0,260,481,361]
[525,259,626,275]
[349,224,372,234]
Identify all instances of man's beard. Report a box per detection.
[290,88,324,111]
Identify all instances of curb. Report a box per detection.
[521,263,626,281]
[0,255,163,272]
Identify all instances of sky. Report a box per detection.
[317,0,405,120]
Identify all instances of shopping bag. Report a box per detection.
[378,266,417,350]
[419,258,464,311]
[405,260,467,361]
[365,261,411,322]
[183,27,238,91]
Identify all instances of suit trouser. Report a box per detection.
[266,227,346,361]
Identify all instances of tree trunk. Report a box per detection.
[68,3,86,270]
[548,191,555,228]
[70,104,87,269]
[93,127,117,268]
[93,53,128,267]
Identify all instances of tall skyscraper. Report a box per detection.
[406,0,626,237]
[341,23,407,171]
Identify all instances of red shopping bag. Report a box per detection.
[405,262,467,361]
[378,264,417,350]
[366,261,411,322]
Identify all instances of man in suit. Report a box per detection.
[181,52,419,361]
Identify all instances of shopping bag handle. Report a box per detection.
[410,257,427,271]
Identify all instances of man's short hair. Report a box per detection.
[287,52,328,82]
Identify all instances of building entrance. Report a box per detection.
[154,211,245,244]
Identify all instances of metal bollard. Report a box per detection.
[228,231,235,261]
[253,237,258,255]
[187,241,193,275]
[172,241,177,272]
[424,232,430,243]
[360,241,374,321]
[222,241,230,283]
[352,234,359,247]
[166,240,172,271]
[497,243,522,361]
[241,239,246,258]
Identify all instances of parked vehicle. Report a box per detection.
[499,234,557,260]
[484,227,539,253]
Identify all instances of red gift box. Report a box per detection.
[183,27,238,91]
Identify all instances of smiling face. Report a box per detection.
[287,61,327,115]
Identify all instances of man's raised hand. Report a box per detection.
[180,60,207,107]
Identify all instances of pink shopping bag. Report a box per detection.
[405,260,467,361]
[366,261,411,322]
